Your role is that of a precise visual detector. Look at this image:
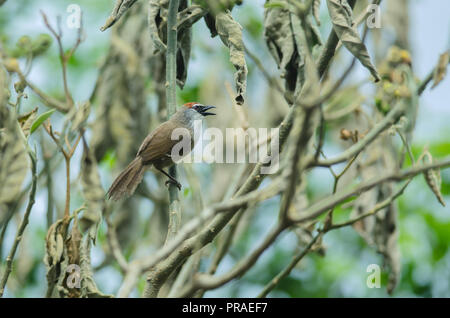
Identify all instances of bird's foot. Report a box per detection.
[165,179,182,191]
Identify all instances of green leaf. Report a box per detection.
[30,109,56,135]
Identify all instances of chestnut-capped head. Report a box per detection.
[183,102,216,117]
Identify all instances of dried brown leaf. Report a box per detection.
[100,0,139,31]
[432,51,449,89]
[215,11,247,105]
[422,151,446,207]
[18,107,38,138]
[326,0,380,82]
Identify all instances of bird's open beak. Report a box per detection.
[199,105,216,116]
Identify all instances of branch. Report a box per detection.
[315,99,407,167]
[43,124,81,227]
[140,4,361,296]
[176,5,207,30]
[164,0,181,244]
[292,157,450,223]
[0,147,37,297]
[139,177,283,272]
[417,70,434,96]
[328,179,412,231]
[117,263,140,298]
[17,70,68,113]
[244,44,284,95]
[105,213,129,272]
[257,231,322,298]
[41,11,75,108]
[176,222,286,297]
[316,0,357,79]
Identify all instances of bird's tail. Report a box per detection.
[107,157,145,201]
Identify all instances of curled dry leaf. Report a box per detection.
[290,13,321,105]
[176,5,207,30]
[67,211,83,267]
[44,219,67,297]
[263,0,321,103]
[18,107,38,138]
[148,0,169,52]
[100,0,139,31]
[203,12,218,37]
[148,0,192,88]
[64,212,83,297]
[264,2,300,102]
[176,3,193,89]
[46,212,111,297]
[326,0,380,82]
[421,151,446,207]
[431,51,449,89]
[215,11,247,105]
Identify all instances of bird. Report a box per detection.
[106,102,216,201]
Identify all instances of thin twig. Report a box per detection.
[244,44,284,95]
[0,147,37,297]
[323,154,359,229]
[43,123,81,228]
[328,179,412,231]
[315,99,407,167]
[257,231,322,298]
[42,141,54,229]
[105,213,129,272]
[41,11,74,108]
[176,222,286,297]
[17,70,68,113]
[41,10,84,109]
[293,156,450,223]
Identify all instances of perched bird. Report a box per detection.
[107,102,216,201]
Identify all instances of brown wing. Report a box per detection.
[137,120,180,163]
